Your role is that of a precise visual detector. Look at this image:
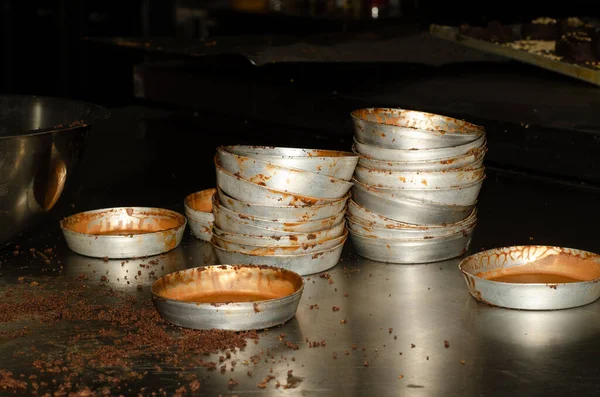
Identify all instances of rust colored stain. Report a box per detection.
[185,189,216,213]
[351,108,485,136]
[152,265,303,305]
[62,207,185,236]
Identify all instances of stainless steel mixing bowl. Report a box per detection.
[0,95,108,247]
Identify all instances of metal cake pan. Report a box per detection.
[212,240,345,276]
[152,265,304,331]
[216,159,339,206]
[459,246,600,310]
[213,195,345,234]
[351,108,485,149]
[212,229,348,255]
[217,187,349,222]
[216,149,353,199]
[212,222,346,246]
[184,188,216,241]
[226,145,359,181]
[348,225,475,264]
[353,135,486,162]
[352,179,475,225]
[60,207,187,258]
[354,164,485,189]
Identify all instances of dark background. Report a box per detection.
[1,0,597,106]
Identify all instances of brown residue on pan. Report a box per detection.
[185,189,216,213]
[152,265,303,305]
[350,108,485,135]
[61,208,185,236]
[466,246,600,284]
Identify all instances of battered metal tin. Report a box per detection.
[213,195,345,234]
[212,222,346,246]
[348,225,474,264]
[212,240,345,276]
[216,150,353,199]
[351,108,485,149]
[226,145,359,181]
[61,207,187,259]
[353,136,486,162]
[152,265,304,331]
[459,246,600,310]
[212,229,348,255]
[217,187,349,222]
[356,149,485,172]
[354,164,485,189]
[216,160,339,206]
[184,188,216,242]
[352,179,475,225]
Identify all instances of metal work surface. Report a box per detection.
[0,166,599,395]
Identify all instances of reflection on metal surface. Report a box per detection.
[0,95,108,247]
[62,246,188,290]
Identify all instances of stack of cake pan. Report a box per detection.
[211,145,358,276]
[348,108,487,264]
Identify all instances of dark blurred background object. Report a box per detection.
[1,0,599,196]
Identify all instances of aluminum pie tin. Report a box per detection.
[354,164,486,189]
[184,188,216,242]
[352,179,475,225]
[371,177,485,207]
[347,199,477,229]
[351,108,485,149]
[226,145,359,181]
[459,246,600,310]
[152,265,304,331]
[60,207,187,259]
[355,146,486,172]
[348,225,474,264]
[216,149,353,199]
[212,229,348,255]
[346,214,476,240]
[212,222,346,246]
[213,195,345,234]
[216,159,339,206]
[212,240,345,276]
[353,136,486,162]
[217,187,349,222]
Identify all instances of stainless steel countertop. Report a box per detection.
[1,166,599,396]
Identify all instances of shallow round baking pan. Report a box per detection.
[217,187,348,222]
[349,225,474,264]
[212,240,345,276]
[184,188,216,242]
[212,222,346,246]
[351,108,485,149]
[212,229,348,256]
[216,159,339,206]
[213,196,345,234]
[226,145,359,181]
[152,265,304,331]
[352,179,475,225]
[353,136,486,162]
[216,149,353,199]
[356,148,485,172]
[61,207,187,258]
[372,177,485,207]
[347,199,477,229]
[354,164,485,189]
[459,246,600,310]
[346,214,476,240]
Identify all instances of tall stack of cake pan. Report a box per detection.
[211,145,358,275]
[347,108,487,264]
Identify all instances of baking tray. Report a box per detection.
[430,24,600,87]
